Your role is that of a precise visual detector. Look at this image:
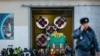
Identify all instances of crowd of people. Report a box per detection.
[0,45,72,56]
[1,47,22,56]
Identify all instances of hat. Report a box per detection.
[80,17,89,24]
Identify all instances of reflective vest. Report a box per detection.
[13,49,17,54]
[8,50,10,55]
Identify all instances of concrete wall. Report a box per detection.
[0,1,30,51]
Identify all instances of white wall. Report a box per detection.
[0,1,30,51]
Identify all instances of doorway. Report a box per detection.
[30,7,74,49]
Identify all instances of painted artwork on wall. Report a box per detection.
[0,13,14,40]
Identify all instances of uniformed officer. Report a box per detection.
[72,17,100,56]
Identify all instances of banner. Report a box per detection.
[0,13,14,40]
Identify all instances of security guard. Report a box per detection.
[72,17,100,56]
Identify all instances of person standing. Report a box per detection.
[72,17,100,56]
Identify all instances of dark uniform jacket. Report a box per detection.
[72,27,99,51]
